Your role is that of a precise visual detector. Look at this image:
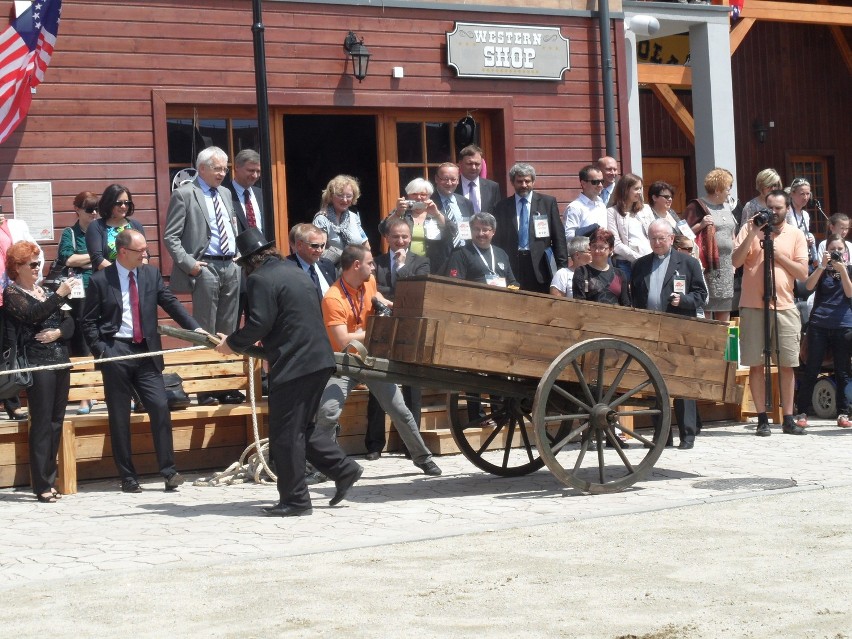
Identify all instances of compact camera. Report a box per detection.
[752,209,773,227]
[405,200,427,211]
[830,250,844,263]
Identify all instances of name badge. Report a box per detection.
[424,219,441,241]
[458,217,472,241]
[673,276,686,295]
[676,219,696,240]
[533,214,550,238]
[486,274,507,288]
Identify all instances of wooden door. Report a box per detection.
[642,157,686,214]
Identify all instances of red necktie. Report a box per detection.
[129,271,143,344]
[244,189,257,228]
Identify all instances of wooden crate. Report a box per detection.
[368,276,741,405]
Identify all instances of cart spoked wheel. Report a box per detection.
[531,338,671,494]
[812,377,836,419]
[448,390,567,477]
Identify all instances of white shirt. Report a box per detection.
[564,193,606,241]
[231,182,264,235]
[114,261,139,339]
[550,267,575,298]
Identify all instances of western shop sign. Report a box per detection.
[446,23,570,81]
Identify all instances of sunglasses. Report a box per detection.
[83,206,98,214]
[308,242,326,250]
[584,179,604,185]
[114,200,131,207]
[678,246,694,252]
[20,261,39,269]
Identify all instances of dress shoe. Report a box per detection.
[6,410,27,421]
[164,472,185,491]
[364,451,381,461]
[197,396,219,407]
[219,391,245,405]
[677,440,694,450]
[414,460,442,476]
[121,478,143,493]
[782,422,807,435]
[606,436,631,449]
[329,464,364,506]
[304,471,328,485]
[263,503,313,517]
[755,422,771,437]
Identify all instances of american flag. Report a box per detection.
[0,0,61,144]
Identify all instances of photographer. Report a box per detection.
[795,235,852,429]
[732,190,809,437]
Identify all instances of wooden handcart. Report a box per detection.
[336,276,741,494]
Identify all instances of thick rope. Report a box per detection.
[0,344,208,375]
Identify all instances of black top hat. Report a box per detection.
[454,116,477,149]
[235,228,275,264]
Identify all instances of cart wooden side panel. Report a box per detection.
[368,276,741,405]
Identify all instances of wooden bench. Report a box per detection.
[55,348,267,494]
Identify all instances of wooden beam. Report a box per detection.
[829,25,852,74]
[741,1,852,27]
[638,63,692,87]
[730,17,756,54]
[649,83,695,144]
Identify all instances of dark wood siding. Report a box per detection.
[0,0,622,268]
[640,19,851,209]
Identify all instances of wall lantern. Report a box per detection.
[753,119,769,144]
[343,31,371,82]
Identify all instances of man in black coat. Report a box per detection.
[492,162,568,293]
[215,228,363,516]
[456,144,502,215]
[82,230,202,493]
[631,219,708,449]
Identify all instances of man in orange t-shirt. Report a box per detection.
[732,189,808,436]
[318,245,442,476]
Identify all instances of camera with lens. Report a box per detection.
[830,250,843,263]
[752,209,772,227]
[405,200,426,211]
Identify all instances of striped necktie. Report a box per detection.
[210,187,232,254]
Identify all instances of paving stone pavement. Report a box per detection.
[2,418,852,591]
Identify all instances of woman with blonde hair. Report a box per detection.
[313,175,370,264]
[741,168,782,225]
[606,173,654,281]
[685,168,737,321]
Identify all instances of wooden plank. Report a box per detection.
[637,63,692,87]
[730,17,757,54]
[741,1,852,26]
[649,84,696,144]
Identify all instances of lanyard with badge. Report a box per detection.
[532,213,550,239]
[474,245,507,288]
[340,280,365,325]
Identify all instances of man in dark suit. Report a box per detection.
[492,162,568,293]
[286,223,336,298]
[228,149,268,238]
[456,144,502,215]
[631,219,708,450]
[164,146,241,406]
[82,230,203,493]
[215,228,363,517]
[366,217,430,459]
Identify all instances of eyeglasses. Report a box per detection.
[83,206,98,214]
[210,166,229,175]
[590,244,610,252]
[124,247,148,254]
[436,176,458,182]
[334,193,354,200]
[678,246,694,252]
[308,242,326,250]
[584,179,604,185]
[114,200,131,207]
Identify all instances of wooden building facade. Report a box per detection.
[0,0,628,270]
[638,3,851,230]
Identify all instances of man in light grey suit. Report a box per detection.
[164,146,241,406]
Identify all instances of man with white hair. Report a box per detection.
[164,146,241,406]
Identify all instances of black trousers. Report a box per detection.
[27,368,70,494]
[270,367,359,508]
[365,386,421,453]
[100,339,176,481]
[516,251,549,293]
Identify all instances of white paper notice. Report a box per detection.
[12,182,54,241]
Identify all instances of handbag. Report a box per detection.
[163,372,191,410]
[0,310,33,400]
[44,228,75,291]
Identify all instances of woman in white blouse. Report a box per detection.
[606,173,654,281]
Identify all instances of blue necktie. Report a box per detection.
[518,198,529,249]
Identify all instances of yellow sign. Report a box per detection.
[637,35,690,66]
